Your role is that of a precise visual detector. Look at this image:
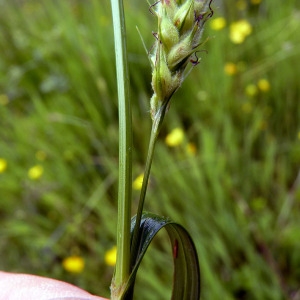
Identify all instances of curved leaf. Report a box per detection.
[122,212,200,300]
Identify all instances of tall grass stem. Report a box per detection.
[130,102,169,262]
[110,0,132,297]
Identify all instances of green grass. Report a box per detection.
[0,0,300,299]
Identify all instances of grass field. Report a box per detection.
[0,0,300,299]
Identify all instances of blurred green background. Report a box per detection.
[0,0,300,299]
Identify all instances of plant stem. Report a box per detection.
[131,102,169,263]
[110,0,132,298]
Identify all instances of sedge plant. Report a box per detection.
[110,0,214,299]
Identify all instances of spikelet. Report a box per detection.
[149,0,213,120]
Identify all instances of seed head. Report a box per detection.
[149,0,214,120]
[159,9,179,52]
[173,0,194,33]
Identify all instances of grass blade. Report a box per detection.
[123,212,201,299]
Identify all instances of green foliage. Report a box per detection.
[0,0,299,299]
[126,213,200,299]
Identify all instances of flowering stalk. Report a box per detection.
[131,0,214,262]
[150,0,213,120]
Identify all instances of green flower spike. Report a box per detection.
[149,0,213,121]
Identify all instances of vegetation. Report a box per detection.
[0,0,299,299]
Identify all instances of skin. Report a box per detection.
[0,271,109,300]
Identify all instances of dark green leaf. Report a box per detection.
[122,212,200,300]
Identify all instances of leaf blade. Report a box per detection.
[123,212,200,300]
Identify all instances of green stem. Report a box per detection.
[131,102,169,262]
[110,0,132,298]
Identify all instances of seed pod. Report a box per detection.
[152,56,172,101]
[159,8,179,52]
[161,0,178,20]
[151,41,174,99]
[167,33,194,71]
[173,0,194,34]
[191,25,204,48]
[150,41,182,119]
[150,71,182,120]
[194,0,205,14]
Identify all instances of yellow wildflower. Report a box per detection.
[257,78,270,92]
[0,158,8,173]
[224,62,238,76]
[165,128,184,147]
[133,174,144,190]
[28,165,43,180]
[210,17,226,31]
[0,94,9,106]
[245,84,258,97]
[105,246,117,267]
[230,19,252,44]
[62,255,85,273]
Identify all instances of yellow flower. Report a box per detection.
[28,165,43,180]
[245,84,258,97]
[133,173,144,190]
[105,246,117,267]
[257,78,270,92]
[229,19,252,44]
[0,158,8,173]
[62,255,85,273]
[210,17,226,31]
[251,0,262,4]
[0,94,9,106]
[165,128,184,147]
[224,62,238,75]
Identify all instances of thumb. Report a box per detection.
[0,271,108,300]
